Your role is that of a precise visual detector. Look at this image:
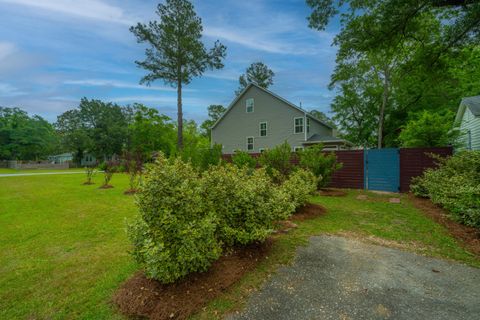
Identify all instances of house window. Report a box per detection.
[259,122,267,137]
[246,98,254,113]
[259,148,266,153]
[294,117,304,134]
[294,146,304,152]
[246,137,254,151]
[307,118,310,133]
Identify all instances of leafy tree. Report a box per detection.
[127,104,176,159]
[0,107,58,160]
[200,104,226,138]
[236,62,275,95]
[130,0,227,149]
[398,111,460,147]
[307,0,480,148]
[307,0,480,56]
[56,98,129,163]
[56,109,94,164]
[258,141,294,183]
[309,110,336,128]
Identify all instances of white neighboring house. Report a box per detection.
[211,83,352,154]
[455,95,480,151]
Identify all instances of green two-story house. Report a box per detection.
[211,83,351,154]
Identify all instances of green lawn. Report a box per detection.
[0,173,137,319]
[0,168,84,174]
[0,176,477,319]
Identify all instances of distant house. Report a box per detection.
[48,152,97,166]
[455,96,480,151]
[211,83,351,154]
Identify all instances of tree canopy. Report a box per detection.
[200,104,226,138]
[307,0,480,147]
[130,0,226,149]
[0,107,58,160]
[236,62,275,95]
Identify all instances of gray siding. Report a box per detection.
[308,116,333,139]
[212,85,333,153]
[458,107,480,151]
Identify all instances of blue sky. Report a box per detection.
[0,0,340,123]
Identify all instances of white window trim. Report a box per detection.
[259,121,268,137]
[246,136,254,152]
[294,117,304,134]
[294,146,304,152]
[246,98,254,113]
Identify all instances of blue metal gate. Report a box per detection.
[364,148,400,192]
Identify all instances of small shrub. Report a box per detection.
[411,151,480,228]
[101,161,117,188]
[84,166,96,185]
[201,164,290,246]
[281,168,318,211]
[298,144,342,189]
[231,150,257,169]
[258,141,294,183]
[127,154,222,283]
[124,153,144,194]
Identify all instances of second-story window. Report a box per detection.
[294,117,304,134]
[307,117,310,133]
[246,98,254,113]
[260,122,267,137]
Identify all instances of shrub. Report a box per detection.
[84,166,96,185]
[281,168,318,211]
[101,161,118,188]
[258,141,294,183]
[201,164,290,246]
[411,151,480,228]
[180,143,223,172]
[127,154,222,283]
[298,144,342,189]
[231,150,257,169]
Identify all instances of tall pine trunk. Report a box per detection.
[377,67,390,149]
[177,79,183,150]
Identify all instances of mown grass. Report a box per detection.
[0,168,84,174]
[193,189,479,319]
[0,172,137,319]
[1,177,477,319]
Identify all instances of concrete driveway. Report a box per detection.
[230,235,480,320]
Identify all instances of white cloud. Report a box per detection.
[0,83,26,97]
[0,0,134,25]
[0,42,15,61]
[63,79,198,92]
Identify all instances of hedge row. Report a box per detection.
[411,151,480,228]
[128,154,317,283]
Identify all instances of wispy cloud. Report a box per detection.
[63,79,194,92]
[0,0,134,25]
[0,83,27,97]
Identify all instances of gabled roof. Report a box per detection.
[211,83,334,130]
[455,95,480,123]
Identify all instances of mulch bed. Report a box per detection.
[291,203,327,221]
[318,188,347,197]
[113,240,273,320]
[409,194,480,257]
[82,182,94,185]
[123,189,137,195]
[99,184,114,189]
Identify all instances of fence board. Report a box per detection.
[399,147,453,192]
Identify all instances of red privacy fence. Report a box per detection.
[222,147,453,192]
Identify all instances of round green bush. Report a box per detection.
[127,155,222,283]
